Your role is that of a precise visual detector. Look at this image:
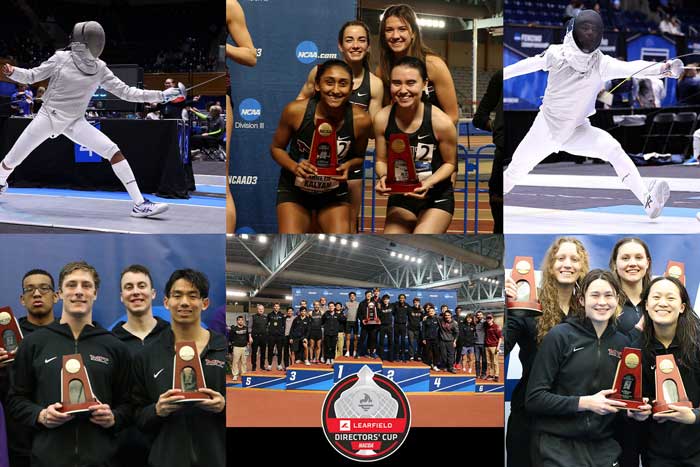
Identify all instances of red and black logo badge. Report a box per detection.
[321,365,411,462]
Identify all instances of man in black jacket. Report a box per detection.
[248,303,267,371]
[438,310,459,373]
[8,261,132,467]
[289,306,311,365]
[112,265,171,467]
[266,303,286,371]
[2,269,58,467]
[408,297,423,361]
[393,294,410,362]
[421,304,440,371]
[377,295,394,361]
[131,268,226,467]
[112,264,169,354]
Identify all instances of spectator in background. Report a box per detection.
[609,0,626,32]
[10,84,32,116]
[634,77,666,108]
[565,0,583,18]
[32,86,45,114]
[190,105,224,158]
[678,64,700,106]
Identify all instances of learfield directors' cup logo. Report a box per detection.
[239,98,261,122]
[296,41,319,64]
[322,366,411,462]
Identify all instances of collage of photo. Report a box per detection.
[2,0,699,466]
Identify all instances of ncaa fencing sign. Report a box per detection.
[322,366,410,462]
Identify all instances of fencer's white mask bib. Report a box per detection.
[561,32,601,77]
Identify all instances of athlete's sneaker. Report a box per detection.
[131,199,169,218]
[643,179,670,219]
[683,157,700,166]
[328,359,334,365]
[320,357,325,363]
[264,365,271,371]
[277,365,283,371]
[232,376,238,382]
[353,351,357,358]
[344,352,350,357]
[304,360,311,366]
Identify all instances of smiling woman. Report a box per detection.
[270,60,372,233]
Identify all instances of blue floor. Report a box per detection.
[10,188,225,207]
[580,205,697,218]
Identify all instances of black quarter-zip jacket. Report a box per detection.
[526,317,630,440]
[112,316,170,357]
[634,334,700,459]
[7,321,132,467]
[131,328,226,467]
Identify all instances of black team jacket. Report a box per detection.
[526,316,630,440]
[7,321,131,467]
[131,328,227,467]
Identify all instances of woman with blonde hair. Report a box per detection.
[504,237,590,467]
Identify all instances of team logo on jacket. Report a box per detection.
[322,365,411,462]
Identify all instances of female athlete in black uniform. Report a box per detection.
[374,57,457,233]
[297,21,383,232]
[272,60,372,233]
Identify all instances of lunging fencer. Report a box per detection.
[503,10,681,219]
[0,21,185,218]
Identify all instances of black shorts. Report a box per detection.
[387,183,454,216]
[348,165,363,181]
[309,329,322,341]
[277,176,350,211]
[345,320,359,334]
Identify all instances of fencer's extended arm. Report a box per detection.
[100,67,163,103]
[503,53,547,80]
[600,55,666,81]
[8,54,59,84]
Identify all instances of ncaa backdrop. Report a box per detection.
[229,0,357,233]
[503,234,700,425]
[0,235,225,331]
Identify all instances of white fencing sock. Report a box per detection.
[111,159,145,205]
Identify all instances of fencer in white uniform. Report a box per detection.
[503,10,681,218]
[0,21,184,218]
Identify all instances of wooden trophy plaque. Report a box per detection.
[665,261,686,286]
[59,354,98,414]
[172,341,211,402]
[653,354,693,414]
[363,302,381,325]
[506,257,542,318]
[0,306,23,362]
[607,347,644,410]
[309,119,338,176]
[385,133,421,193]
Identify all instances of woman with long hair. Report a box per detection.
[637,276,700,466]
[297,21,384,232]
[504,237,590,467]
[271,59,372,233]
[374,57,457,233]
[376,4,459,124]
[526,269,650,466]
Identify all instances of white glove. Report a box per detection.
[162,82,186,104]
[664,59,683,79]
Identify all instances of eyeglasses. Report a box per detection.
[22,285,53,295]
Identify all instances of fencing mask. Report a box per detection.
[569,10,603,54]
[69,21,105,75]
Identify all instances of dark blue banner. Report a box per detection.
[0,235,225,331]
[504,27,554,110]
[626,33,677,106]
[229,0,357,233]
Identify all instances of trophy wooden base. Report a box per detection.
[173,391,212,403]
[506,300,542,319]
[653,399,693,414]
[386,181,421,193]
[315,167,339,176]
[607,394,645,411]
[59,400,99,415]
